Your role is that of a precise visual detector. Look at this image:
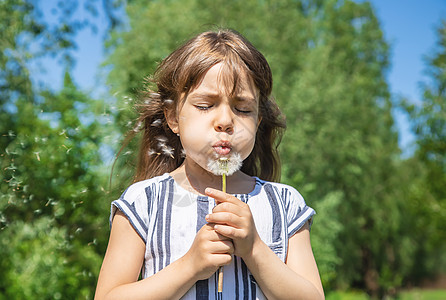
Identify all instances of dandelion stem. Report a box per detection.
[218,172,226,296]
[222,173,226,193]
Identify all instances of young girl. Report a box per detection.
[95,29,324,300]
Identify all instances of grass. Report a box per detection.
[326,289,446,300]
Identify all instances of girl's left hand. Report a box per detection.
[204,187,261,259]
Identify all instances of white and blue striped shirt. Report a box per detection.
[111,173,315,300]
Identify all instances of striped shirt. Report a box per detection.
[111,173,315,300]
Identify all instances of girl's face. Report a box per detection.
[168,63,260,176]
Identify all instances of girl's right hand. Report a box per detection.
[183,223,234,281]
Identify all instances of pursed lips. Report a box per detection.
[213,140,232,156]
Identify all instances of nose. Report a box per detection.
[214,105,234,134]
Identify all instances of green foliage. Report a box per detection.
[310,190,343,290]
[399,19,446,283]
[0,217,101,299]
[0,0,117,297]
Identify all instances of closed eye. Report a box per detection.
[195,105,213,111]
[235,108,252,114]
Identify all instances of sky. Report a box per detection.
[38,0,446,157]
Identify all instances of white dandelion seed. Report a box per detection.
[156,135,168,142]
[34,152,41,161]
[164,99,174,106]
[161,145,175,159]
[132,121,143,132]
[180,149,187,158]
[148,149,159,156]
[62,145,72,153]
[151,119,162,127]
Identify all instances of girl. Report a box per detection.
[95,29,324,300]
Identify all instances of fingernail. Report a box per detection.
[205,214,210,221]
[205,188,212,194]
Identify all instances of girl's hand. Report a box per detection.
[183,223,234,281]
[204,187,261,259]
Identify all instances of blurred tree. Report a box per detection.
[401,19,446,284]
[0,0,120,297]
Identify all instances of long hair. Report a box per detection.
[125,29,286,182]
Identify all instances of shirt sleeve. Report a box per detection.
[110,182,151,244]
[285,186,316,237]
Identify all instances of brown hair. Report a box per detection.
[125,29,286,182]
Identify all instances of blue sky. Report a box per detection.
[38,0,446,156]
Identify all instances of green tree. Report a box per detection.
[401,19,446,283]
[0,0,118,297]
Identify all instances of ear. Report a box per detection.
[164,107,179,134]
[257,115,262,130]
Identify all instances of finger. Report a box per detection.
[213,253,233,266]
[214,224,244,239]
[205,188,244,206]
[212,202,244,216]
[206,212,243,228]
[211,240,234,254]
[202,223,234,241]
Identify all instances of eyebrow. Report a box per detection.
[190,92,256,103]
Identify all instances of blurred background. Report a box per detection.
[1,0,445,299]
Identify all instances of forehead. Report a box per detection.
[190,63,258,99]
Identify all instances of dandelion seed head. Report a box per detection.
[207,152,242,176]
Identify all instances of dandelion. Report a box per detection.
[207,151,243,298]
[207,152,242,177]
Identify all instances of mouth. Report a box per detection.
[213,141,232,156]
